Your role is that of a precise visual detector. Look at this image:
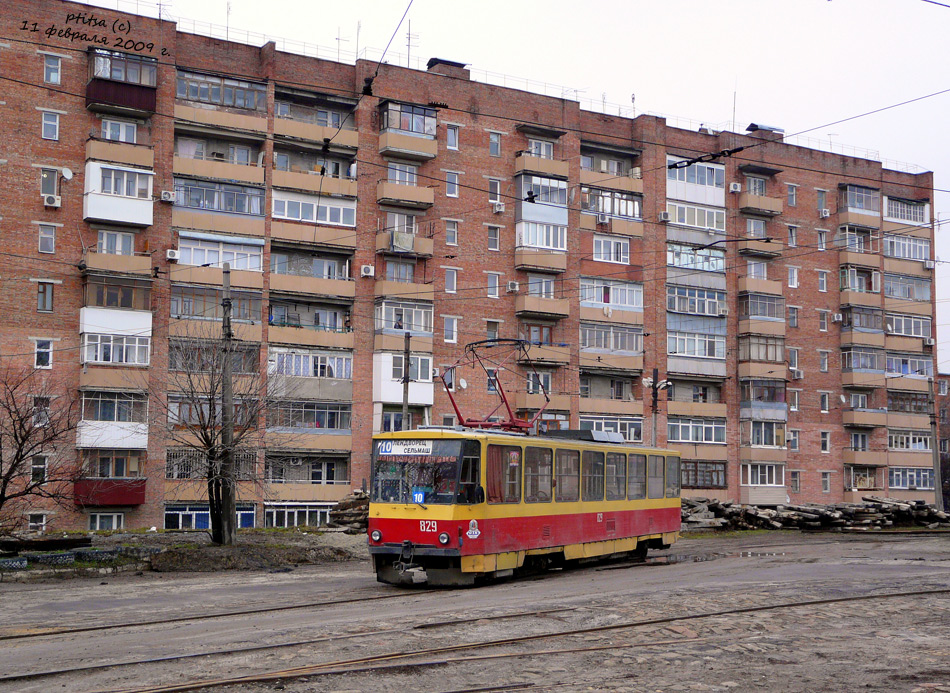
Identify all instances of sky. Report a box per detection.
[87,0,950,368]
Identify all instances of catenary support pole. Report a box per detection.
[220,263,237,543]
[402,331,411,430]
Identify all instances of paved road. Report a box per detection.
[1,532,948,692]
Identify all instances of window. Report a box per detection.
[788,347,799,369]
[842,348,885,371]
[444,220,458,246]
[746,176,766,196]
[818,270,828,292]
[444,316,458,343]
[171,286,260,322]
[97,230,134,256]
[101,167,151,199]
[85,276,151,311]
[386,260,415,283]
[555,449,580,502]
[229,145,251,166]
[610,379,629,401]
[747,218,767,238]
[41,112,59,140]
[95,48,158,86]
[489,132,501,157]
[381,410,413,432]
[666,285,726,316]
[487,226,500,251]
[43,54,61,84]
[82,334,150,365]
[884,274,931,302]
[889,467,934,490]
[817,189,827,212]
[819,351,830,373]
[271,350,352,379]
[818,312,829,332]
[741,463,784,486]
[527,274,555,298]
[788,306,799,328]
[850,432,869,452]
[34,340,52,368]
[787,225,798,247]
[446,124,459,150]
[886,353,933,378]
[817,231,827,251]
[521,323,552,345]
[888,429,931,451]
[271,191,352,225]
[788,390,799,412]
[819,392,830,412]
[29,514,48,531]
[41,168,58,196]
[821,471,831,493]
[668,331,726,359]
[388,161,417,185]
[888,390,930,414]
[486,321,500,340]
[445,268,457,293]
[788,470,801,493]
[527,138,554,159]
[886,314,932,338]
[842,307,884,331]
[89,513,125,531]
[487,445,521,503]
[884,234,930,261]
[745,421,786,448]
[886,198,927,223]
[665,202,726,231]
[274,152,290,171]
[580,416,643,442]
[101,119,137,143]
[680,460,726,489]
[667,417,726,443]
[582,188,642,219]
[580,323,642,353]
[446,171,459,197]
[526,371,552,395]
[579,377,591,398]
[516,222,567,251]
[36,282,54,312]
[391,354,433,383]
[787,184,797,207]
[820,431,830,453]
[32,397,50,427]
[788,430,800,451]
[267,401,352,430]
[176,70,262,108]
[488,179,501,203]
[85,449,142,478]
[738,293,784,320]
[788,267,799,288]
[667,243,725,272]
[941,381,949,396]
[666,157,725,188]
[593,234,629,264]
[31,455,48,484]
[82,392,148,423]
[521,175,568,205]
[487,368,497,392]
[375,301,433,333]
[580,278,643,310]
[380,101,437,136]
[747,259,767,280]
[486,273,501,298]
[179,237,263,271]
[842,185,880,213]
[739,380,786,404]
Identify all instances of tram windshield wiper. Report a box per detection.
[414,500,428,510]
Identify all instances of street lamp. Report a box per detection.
[642,368,670,448]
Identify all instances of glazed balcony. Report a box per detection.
[86,78,156,115]
[74,478,146,506]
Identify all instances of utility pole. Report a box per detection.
[401,331,411,430]
[643,367,669,448]
[220,263,237,544]
[928,377,944,511]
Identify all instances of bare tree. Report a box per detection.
[0,365,80,534]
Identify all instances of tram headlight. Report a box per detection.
[438,532,451,545]
[370,529,382,543]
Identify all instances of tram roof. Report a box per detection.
[373,426,672,453]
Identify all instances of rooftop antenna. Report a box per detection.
[225,1,231,42]
[335,27,349,63]
[356,20,361,59]
[405,19,419,68]
[630,92,636,118]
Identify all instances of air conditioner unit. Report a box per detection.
[832,313,843,323]
[492,201,505,214]
[160,190,175,203]
[925,337,936,346]
[728,182,742,193]
[819,209,831,218]
[506,280,520,293]
[790,368,804,380]
[360,264,375,278]
[658,211,671,222]
[629,167,642,179]
[596,213,609,225]
[925,259,936,269]
[432,367,440,378]
[718,306,729,317]
[42,194,61,208]
[602,306,613,317]
[166,249,180,261]
[600,160,609,173]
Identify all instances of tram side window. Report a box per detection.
[666,456,681,498]
[555,448,579,502]
[648,455,665,499]
[606,452,626,500]
[628,454,646,500]
[582,450,605,502]
[524,447,553,503]
[458,441,482,504]
[487,444,521,503]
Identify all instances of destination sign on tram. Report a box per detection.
[378,440,433,456]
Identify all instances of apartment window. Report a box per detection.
[34,340,53,368]
[788,267,799,288]
[33,224,57,256]
[665,202,726,232]
[176,70,262,109]
[841,347,885,371]
[738,335,785,362]
[270,350,352,379]
[789,470,801,492]
[667,417,726,444]
[271,191,351,225]
[41,112,59,140]
[788,306,799,328]
[179,237,263,271]
[610,379,629,401]
[747,218,767,238]
[446,172,459,197]
[889,467,934,490]
[680,461,727,490]
[487,368,497,392]
[850,392,869,409]
[787,225,798,247]
[488,179,501,203]
[380,101,436,136]
[526,371,552,395]
[738,293,784,320]
[817,189,827,212]
[101,119,137,143]
[229,145,251,166]
[29,514,48,531]
[818,311,828,332]
[746,259,767,280]
[97,230,134,255]
[788,391,799,412]
[788,348,799,369]
[101,167,151,199]
[41,168,58,196]
[666,285,726,316]
[444,316,458,343]
[375,301,433,333]
[486,321,500,340]
[445,220,458,246]
[850,432,869,452]
[95,48,158,86]
[580,416,643,443]
[818,270,828,292]
[884,234,930,261]
[274,152,290,171]
[820,432,830,453]
[666,157,725,188]
[819,392,830,412]
[446,124,459,150]
[842,185,880,213]
[43,54,61,84]
[580,278,643,310]
[85,449,142,478]
[884,274,931,302]
[820,471,831,493]
[388,161,417,185]
[593,234,630,264]
[516,221,567,251]
[82,392,148,423]
[819,351,830,373]
[486,273,501,298]
[668,331,726,359]
[89,513,125,531]
[840,267,880,293]
[487,226,500,251]
[746,421,786,448]
[787,184,797,207]
[886,353,933,378]
[527,275,555,298]
[386,212,417,236]
[741,463,784,486]
[489,132,501,157]
[582,188,642,219]
[37,283,54,312]
[886,314,932,338]
[886,198,927,223]
[746,176,766,196]
[739,380,785,404]
[32,397,51,428]
[941,381,949,396]
[386,260,415,283]
[580,323,642,353]
[82,334,150,365]
[32,455,48,483]
[527,138,554,159]
[667,243,726,273]
[888,429,931,451]
[788,430,800,451]
[579,376,591,398]
[267,401,352,430]
[445,268,457,293]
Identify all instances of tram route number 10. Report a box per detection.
[420,521,437,532]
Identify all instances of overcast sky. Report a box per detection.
[89,0,950,368]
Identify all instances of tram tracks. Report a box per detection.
[13,586,948,693]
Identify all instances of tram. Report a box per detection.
[368,427,681,586]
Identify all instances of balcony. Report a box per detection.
[172,208,265,238]
[265,482,353,503]
[273,169,357,197]
[374,280,435,302]
[838,209,880,228]
[579,397,643,416]
[886,376,930,393]
[376,181,434,209]
[514,247,567,273]
[738,237,783,257]
[842,449,887,466]
[580,168,643,194]
[668,402,729,418]
[739,485,787,506]
[79,366,148,391]
[839,249,880,269]
[81,251,152,277]
[86,139,154,168]
[842,371,886,388]
[515,295,570,319]
[86,78,156,115]
[378,131,437,161]
[579,305,643,326]
[579,351,643,373]
[883,256,931,278]
[842,408,887,428]
[265,431,352,452]
[738,318,786,337]
[174,104,267,133]
[268,324,354,350]
[883,298,932,317]
[839,291,882,308]
[513,392,571,411]
[841,330,886,348]
[737,277,783,295]
[275,118,358,149]
[269,274,355,299]
[738,193,783,217]
[172,266,263,290]
[74,478,146,506]
[738,447,786,463]
[77,421,148,449]
[517,344,571,365]
[514,153,569,179]
[738,362,787,379]
[170,319,261,343]
[173,155,264,186]
[375,231,433,257]
[375,333,433,353]
[667,356,727,379]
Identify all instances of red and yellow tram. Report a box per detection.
[368,427,681,586]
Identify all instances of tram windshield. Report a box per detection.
[372,438,481,505]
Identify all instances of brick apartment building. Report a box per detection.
[1,0,941,533]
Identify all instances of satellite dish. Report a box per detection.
[840,394,847,403]
[458,378,467,390]
[61,168,73,181]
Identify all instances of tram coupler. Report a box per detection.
[393,540,426,582]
